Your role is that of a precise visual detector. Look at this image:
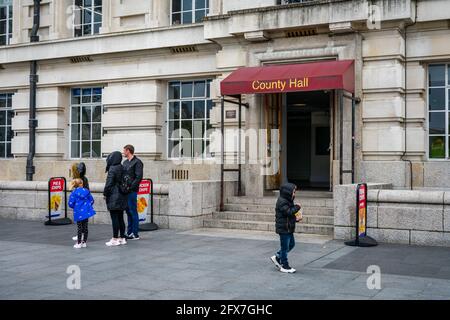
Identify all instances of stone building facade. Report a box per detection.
[0,0,450,238]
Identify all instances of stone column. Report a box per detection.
[49,0,73,40]
[150,0,170,28]
[102,80,164,159]
[360,29,411,188]
[11,87,69,159]
[10,0,22,44]
[11,87,70,179]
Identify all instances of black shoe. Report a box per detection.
[126,234,140,240]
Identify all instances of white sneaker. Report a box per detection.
[270,256,282,269]
[119,238,127,245]
[73,243,82,249]
[280,265,296,273]
[105,239,120,247]
[81,242,87,248]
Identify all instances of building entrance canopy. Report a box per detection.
[220,60,355,95]
[218,60,357,209]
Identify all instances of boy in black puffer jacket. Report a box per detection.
[271,183,302,273]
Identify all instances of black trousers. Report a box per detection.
[110,210,125,238]
[77,219,88,244]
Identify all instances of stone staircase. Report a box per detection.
[204,191,334,236]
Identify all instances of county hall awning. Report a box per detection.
[220,60,355,95]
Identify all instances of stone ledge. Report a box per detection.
[378,189,445,204]
[0,181,169,195]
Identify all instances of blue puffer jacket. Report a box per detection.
[68,187,96,222]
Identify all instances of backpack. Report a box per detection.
[119,173,133,195]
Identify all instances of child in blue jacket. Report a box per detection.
[68,178,96,249]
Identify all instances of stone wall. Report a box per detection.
[0,181,169,227]
[335,184,450,247]
[0,179,237,230]
[167,180,237,229]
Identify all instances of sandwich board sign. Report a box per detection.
[345,183,377,247]
[137,179,151,222]
[46,177,72,226]
[138,178,158,232]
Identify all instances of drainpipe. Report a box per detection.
[401,0,418,190]
[26,0,40,181]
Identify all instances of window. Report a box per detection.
[171,0,209,25]
[0,0,13,46]
[0,93,13,158]
[73,0,102,37]
[168,80,213,159]
[70,88,102,158]
[428,64,450,159]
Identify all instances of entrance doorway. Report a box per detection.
[286,91,331,190]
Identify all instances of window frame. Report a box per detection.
[166,79,213,160]
[0,1,13,46]
[73,0,103,38]
[69,87,103,160]
[0,93,14,159]
[170,0,210,26]
[427,63,450,161]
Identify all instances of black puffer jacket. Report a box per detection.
[122,156,144,193]
[275,183,301,234]
[103,151,128,211]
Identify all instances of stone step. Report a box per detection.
[203,219,334,236]
[226,197,333,208]
[212,211,334,225]
[268,191,333,199]
[224,202,334,214]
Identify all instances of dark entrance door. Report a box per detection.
[286,91,331,190]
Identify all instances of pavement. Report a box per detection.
[0,218,449,300]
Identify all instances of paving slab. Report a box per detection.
[0,218,450,300]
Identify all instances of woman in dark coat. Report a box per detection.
[104,151,128,247]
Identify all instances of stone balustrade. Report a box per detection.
[335,183,450,246]
[0,179,237,231]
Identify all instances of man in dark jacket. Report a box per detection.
[122,144,144,240]
[271,183,302,273]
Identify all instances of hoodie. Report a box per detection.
[72,162,89,190]
[106,151,123,173]
[103,151,128,211]
[275,183,301,234]
[68,187,96,222]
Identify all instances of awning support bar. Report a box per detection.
[340,92,359,185]
[220,95,244,212]
[220,96,225,211]
[339,90,344,185]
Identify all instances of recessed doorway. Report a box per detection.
[286,91,331,190]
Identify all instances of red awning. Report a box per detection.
[220,60,355,95]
